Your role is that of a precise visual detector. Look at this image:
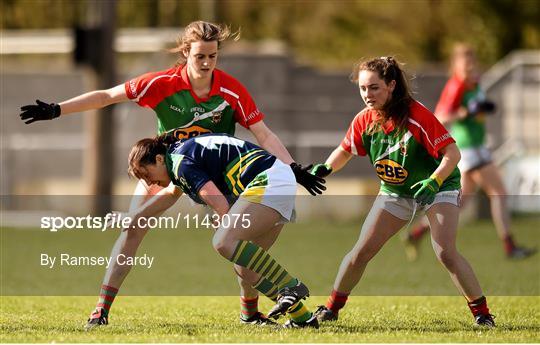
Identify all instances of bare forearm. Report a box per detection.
[131,185,181,219]
[259,131,294,164]
[59,85,128,116]
[204,196,230,217]
[437,107,467,126]
[60,91,111,115]
[249,121,294,164]
[325,146,353,173]
[199,182,230,216]
[432,143,461,181]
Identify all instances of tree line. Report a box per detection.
[2,0,539,68]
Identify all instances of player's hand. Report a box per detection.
[467,99,496,117]
[410,178,439,206]
[20,99,61,124]
[311,163,333,178]
[290,162,326,196]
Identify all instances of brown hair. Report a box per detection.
[127,134,176,179]
[351,56,413,135]
[169,21,239,66]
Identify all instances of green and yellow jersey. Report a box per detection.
[165,134,277,205]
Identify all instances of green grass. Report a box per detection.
[1,296,539,342]
[1,217,538,296]
[1,216,539,342]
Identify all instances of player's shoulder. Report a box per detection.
[215,68,240,84]
[444,74,467,92]
[128,66,182,91]
[407,100,451,147]
[135,66,181,83]
[215,69,248,95]
[126,66,184,101]
[408,100,435,122]
[352,108,377,129]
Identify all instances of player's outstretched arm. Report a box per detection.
[290,162,326,196]
[310,146,353,187]
[437,106,470,126]
[123,182,182,231]
[248,121,294,164]
[248,121,325,195]
[20,84,128,124]
[324,146,353,174]
[59,84,129,115]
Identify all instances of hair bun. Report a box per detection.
[380,56,396,65]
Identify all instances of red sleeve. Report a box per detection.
[218,72,264,128]
[124,67,180,108]
[408,101,455,159]
[340,111,369,156]
[434,76,466,118]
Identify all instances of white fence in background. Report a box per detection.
[1,28,180,54]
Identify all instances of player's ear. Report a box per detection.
[156,154,165,165]
[388,79,396,92]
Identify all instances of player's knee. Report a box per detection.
[124,228,147,246]
[347,249,374,268]
[435,248,458,268]
[212,233,233,258]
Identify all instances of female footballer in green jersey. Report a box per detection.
[311,57,495,327]
[405,43,535,260]
[19,21,323,329]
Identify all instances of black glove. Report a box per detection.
[20,99,61,124]
[467,99,496,117]
[290,162,326,196]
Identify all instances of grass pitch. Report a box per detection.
[1,216,539,342]
[1,296,539,343]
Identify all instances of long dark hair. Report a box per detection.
[127,134,177,179]
[351,56,413,135]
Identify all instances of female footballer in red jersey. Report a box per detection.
[19,21,323,330]
[311,57,495,327]
[405,43,535,260]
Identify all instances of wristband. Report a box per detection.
[430,173,443,187]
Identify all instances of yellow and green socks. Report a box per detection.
[252,276,312,323]
[252,276,279,301]
[232,240,313,323]
[231,240,296,290]
[288,302,312,323]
